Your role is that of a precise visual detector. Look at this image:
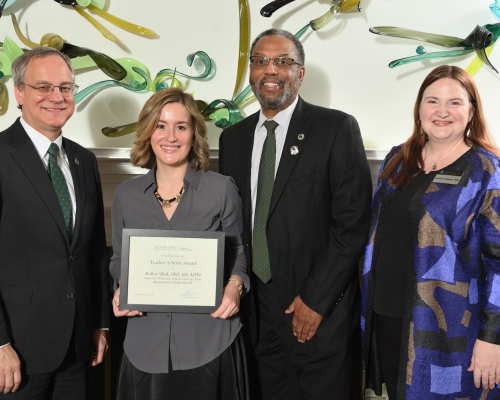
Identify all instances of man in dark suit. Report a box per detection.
[0,47,110,398]
[219,29,372,399]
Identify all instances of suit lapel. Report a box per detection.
[64,139,85,249]
[239,113,258,234]
[268,97,312,220]
[8,121,70,248]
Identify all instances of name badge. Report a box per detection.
[433,170,464,185]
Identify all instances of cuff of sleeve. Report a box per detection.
[300,282,335,318]
[478,311,500,345]
[0,342,10,349]
[477,328,500,345]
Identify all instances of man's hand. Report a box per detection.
[285,295,323,343]
[0,344,21,393]
[112,287,143,317]
[91,330,108,367]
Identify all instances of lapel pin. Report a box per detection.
[290,146,299,156]
[75,158,80,166]
[298,134,305,140]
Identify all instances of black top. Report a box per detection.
[374,172,427,319]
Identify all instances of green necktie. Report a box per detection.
[47,142,73,243]
[253,120,278,283]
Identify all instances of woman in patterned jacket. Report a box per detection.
[361,65,500,400]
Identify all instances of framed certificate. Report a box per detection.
[119,229,225,313]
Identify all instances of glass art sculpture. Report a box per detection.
[101,0,253,136]
[11,14,127,80]
[234,0,249,99]
[0,0,10,19]
[100,0,365,136]
[0,35,148,116]
[260,0,295,18]
[260,0,361,31]
[491,0,500,19]
[0,37,24,115]
[53,0,156,42]
[369,24,500,75]
[0,71,7,116]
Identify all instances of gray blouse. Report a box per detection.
[109,164,249,373]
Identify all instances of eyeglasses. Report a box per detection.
[250,56,302,68]
[22,82,79,96]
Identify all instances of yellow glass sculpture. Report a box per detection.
[233,0,249,100]
[11,14,127,80]
[54,0,157,41]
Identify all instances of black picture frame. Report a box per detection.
[120,228,225,313]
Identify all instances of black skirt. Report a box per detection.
[117,331,250,400]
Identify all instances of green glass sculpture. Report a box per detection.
[0,47,12,76]
[74,67,148,105]
[153,68,182,92]
[100,0,315,135]
[0,77,8,116]
[259,0,360,30]
[202,99,243,128]
[260,0,296,17]
[154,51,213,83]
[260,0,359,20]
[2,37,23,63]
[71,5,115,42]
[0,0,9,19]
[311,0,360,30]
[62,43,127,80]
[54,1,157,41]
[11,14,127,80]
[416,46,427,55]
[102,122,137,137]
[295,23,311,39]
[370,24,500,73]
[71,56,151,90]
[233,0,249,99]
[86,4,155,36]
[491,0,500,19]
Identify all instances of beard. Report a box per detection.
[251,71,301,108]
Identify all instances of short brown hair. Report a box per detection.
[12,47,75,110]
[130,88,210,171]
[381,65,499,187]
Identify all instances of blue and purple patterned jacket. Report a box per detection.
[362,145,500,400]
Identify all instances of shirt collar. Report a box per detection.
[256,95,299,133]
[142,161,202,193]
[20,117,65,158]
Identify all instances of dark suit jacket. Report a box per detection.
[219,97,372,353]
[0,119,111,375]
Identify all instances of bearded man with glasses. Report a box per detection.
[219,28,372,400]
[0,46,110,399]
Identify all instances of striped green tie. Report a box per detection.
[253,120,278,283]
[47,143,73,243]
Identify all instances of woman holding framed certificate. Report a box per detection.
[109,88,250,400]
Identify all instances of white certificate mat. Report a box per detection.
[120,229,225,313]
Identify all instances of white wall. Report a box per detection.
[0,0,498,151]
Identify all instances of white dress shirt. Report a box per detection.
[20,117,76,226]
[250,95,299,233]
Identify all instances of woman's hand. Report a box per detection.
[210,276,242,319]
[112,287,143,318]
[468,338,500,389]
